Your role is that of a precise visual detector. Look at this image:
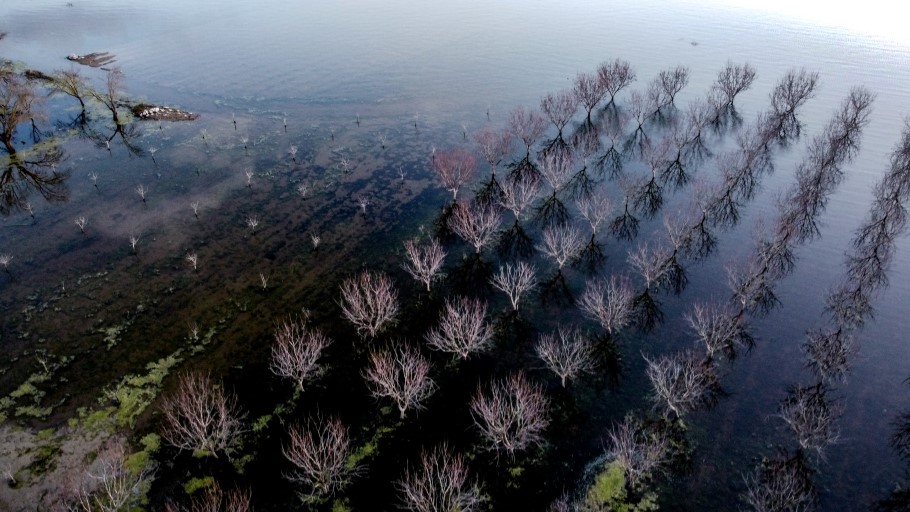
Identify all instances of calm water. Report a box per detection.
[2,0,910,510]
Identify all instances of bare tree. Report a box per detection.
[741,452,817,512]
[50,68,89,118]
[339,270,399,339]
[270,317,332,391]
[500,171,541,220]
[490,260,538,312]
[597,59,637,106]
[67,437,153,512]
[474,127,513,174]
[540,90,579,135]
[767,68,820,141]
[538,223,584,270]
[402,238,446,292]
[160,371,245,458]
[425,296,493,359]
[185,482,253,512]
[644,350,719,418]
[471,373,549,456]
[284,415,356,500]
[578,275,636,336]
[398,444,483,512]
[714,61,757,107]
[574,71,608,119]
[778,384,842,456]
[364,342,436,419]
[536,327,595,387]
[657,65,690,106]
[628,242,671,291]
[448,200,502,254]
[90,68,125,125]
[686,301,751,359]
[802,328,855,385]
[433,148,477,201]
[605,415,668,487]
[0,65,40,154]
[576,191,613,237]
[509,106,548,157]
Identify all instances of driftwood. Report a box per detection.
[66,52,115,68]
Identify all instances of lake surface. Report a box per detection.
[1,0,910,510]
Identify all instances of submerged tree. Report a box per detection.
[471,372,549,456]
[448,200,502,254]
[283,415,357,501]
[363,342,436,419]
[644,350,720,419]
[536,327,595,387]
[433,148,477,201]
[597,58,637,106]
[490,260,538,312]
[578,275,636,337]
[159,371,246,458]
[398,445,483,512]
[425,296,493,360]
[402,238,446,292]
[270,317,332,392]
[339,270,400,339]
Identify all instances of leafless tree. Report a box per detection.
[50,68,89,117]
[605,415,668,487]
[578,275,636,336]
[270,317,332,391]
[802,328,855,384]
[628,242,671,291]
[778,384,842,456]
[448,200,502,254]
[741,452,817,512]
[474,127,513,175]
[364,342,436,419]
[398,444,483,512]
[490,260,538,311]
[182,482,252,512]
[576,191,613,237]
[471,372,549,456]
[402,238,447,292]
[0,65,41,154]
[657,65,690,107]
[90,68,125,125]
[686,301,751,359]
[597,59,637,106]
[499,172,541,221]
[425,296,493,360]
[536,327,595,387]
[160,371,246,458]
[541,90,579,136]
[538,145,575,193]
[536,150,574,224]
[538,223,584,270]
[339,270,399,339]
[509,106,548,157]
[574,71,608,119]
[67,437,154,512]
[644,350,719,418]
[433,148,477,201]
[714,61,757,107]
[284,415,356,500]
[767,68,820,141]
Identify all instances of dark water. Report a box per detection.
[2,0,910,510]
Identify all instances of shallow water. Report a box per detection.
[1,0,910,510]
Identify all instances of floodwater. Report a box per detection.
[1,0,910,510]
